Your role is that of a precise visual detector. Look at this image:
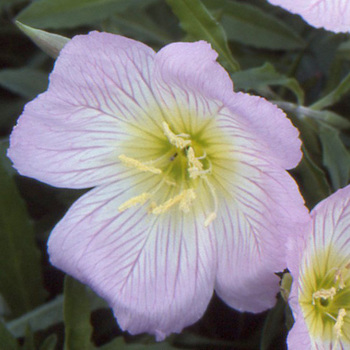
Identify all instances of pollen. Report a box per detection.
[187,147,204,179]
[334,308,346,338]
[118,121,220,226]
[119,154,162,174]
[118,193,152,212]
[179,188,196,213]
[162,122,191,149]
[312,287,337,304]
[152,189,196,214]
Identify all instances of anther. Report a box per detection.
[118,193,152,212]
[162,122,191,149]
[119,154,162,174]
[334,308,346,338]
[179,189,196,213]
[187,147,204,179]
[152,189,195,214]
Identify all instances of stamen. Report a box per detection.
[204,212,217,227]
[203,177,218,227]
[152,189,195,214]
[312,287,337,305]
[119,154,162,174]
[179,188,196,213]
[334,268,346,289]
[162,122,191,149]
[187,147,204,179]
[118,193,151,212]
[148,201,157,213]
[334,308,346,338]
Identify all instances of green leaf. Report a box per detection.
[16,22,69,59]
[0,68,48,99]
[203,0,305,50]
[319,126,350,190]
[337,39,350,60]
[309,110,350,130]
[16,0,158,30]
[0,321,18,350]
[166,0,239,72]
[7,295,64,338]
[260,297,286,350]
[39,334,57,350]
[7,290,107,338]
[0,143,47,317]
[311,71,350,110]
[294,147,331,208]
[63,276,93,350]
[0,99,26,129]
[103,10,171,45]
[1,0,25,7]
[22,326,35,350]
[232,63,304,104]
[276,102,350,130]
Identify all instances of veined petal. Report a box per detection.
[154,41,234,103]
[213,112,309,312]
[8,32,163,188]
[153,41,301,170]
[214,167,308,311]
[287,227,313,349]
[268,0,350,33]
[287,305,312,350]
[225,92,302,170]
[8,32,309,340]
[48,180,216,340]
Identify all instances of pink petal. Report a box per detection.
[48,181,216,339]
[154,41,234,103]
[213,110,309,312]
[226,92,302,170]
[268,0,350,33]
[153,42,302,170]
[286,185,350,348]
[311,185,350,253]
[287,304,312,350]
[8,31,160,188]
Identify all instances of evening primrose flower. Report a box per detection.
[8,32,308,340]
[267,0,350,33]
[287,185,350,349]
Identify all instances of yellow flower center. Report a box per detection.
[118,121,222,226]
[299,249,350,345]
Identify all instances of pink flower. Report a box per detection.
[267,0,350,33]
[287,185,350,349]
[8,32,308,340]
